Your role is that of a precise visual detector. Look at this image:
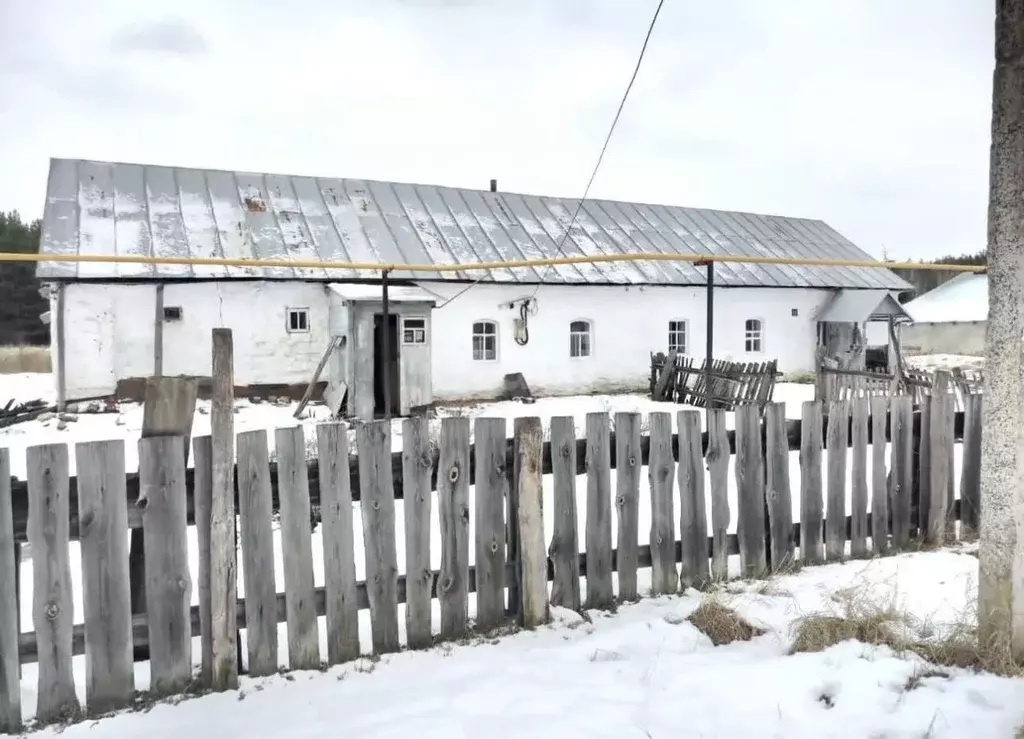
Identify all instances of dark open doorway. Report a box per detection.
[373,313,401,418]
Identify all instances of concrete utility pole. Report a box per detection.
[979,0,1024,654]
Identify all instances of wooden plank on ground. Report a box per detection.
[765,402,795,572]
[614,412,641,601]
[192,436,214,682]
[76,440,133,713]
[549,416,581,610]
[890,396,914,547]
[960,393,982,540]
[515,417,548,628]
[800,401,824,566]
[438,417,471,638]
[401,416,433,649]
[825,400,849,561]
[139,436,191,697]
[585,412,614,608]
[0,449,20,733]
[679,410,709,588]
[236,430,279,675]
[474,417,507,631]
[735,403,767,578]
[850,397,869,558]
[706,408,731,580]
[870,396,889,555]
[647,412,676,595]
[357,421,400,653]
[926,391,954,547]
[275,426,320,670]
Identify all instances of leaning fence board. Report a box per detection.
[825,400,849,561]
[614,412,642,600]
[236,430,279,675]
[678,411,709,588]
[706,409,731,580]
[357,422,400,653]
[474,417,507,630]
[401,417,433,650]
[276,426,320,670]
[139,436,191,697]
[960,394,982,540]
[515,417,548,628]
[890,396,914,547]
[926,392,954,547]
[765,403,795,572]
[549,417,581,611]
[647,412,676,595]
[800,401,824,566]
[735,404,767,578]
[849,398,870,558]
[438,417,471,638]
[76,440,134,713]
[192,437,214,682]
[0,449,20,732]
[870,396,889,555]
[585,412,614,608]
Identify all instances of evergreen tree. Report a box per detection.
[0,211,49,346]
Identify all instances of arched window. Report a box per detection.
[744,319,763,353]
[668,319,688,354]
[472,320,498,361]
[570,320,592,358]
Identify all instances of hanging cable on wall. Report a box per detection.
[509,296,539,346]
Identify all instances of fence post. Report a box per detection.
[0,448,21,733]
[515,417,548,629]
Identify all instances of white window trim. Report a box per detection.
[472,319,499,362]
[744,318,764,353]
[401,315,428,345]
[569,318,593,359]
[668,318,688,355]
[286,307,311,334]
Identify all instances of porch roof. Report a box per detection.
[328,283,438,304]
[815,289,911,323]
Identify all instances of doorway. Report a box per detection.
[373,313,401,418]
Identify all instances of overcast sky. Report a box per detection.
[0,0,994,261]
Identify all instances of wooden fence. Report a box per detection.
[650,353,779,410]
[818,363,983,411]
[0,393,982,730]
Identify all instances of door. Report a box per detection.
[373,313,401,417]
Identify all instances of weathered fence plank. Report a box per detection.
[549,416,581,610]
[647,412,676,595]
[735,404,767,578]
[192,436,214,682]
[960,393,982,540]
[679,410,709,589]
[825,400,849,561]
[474,417,507,630]
[515,417,548,628]
[76,440,133,713]
[765,403,795,572]
[850,398,869,558]
[706,409,731,580]
[870,396,889,555]
[800,401,824,566]
[926,392,954,547]
[890,396,914,547]
[139,436,191,697]
[918,391,932,536]
[357,421,400,653]
[276,426,320,670]
[614,412,641,601]
[236,430,279,676]
[438,417,471,638]
[585,412,614,608]
[0,449,21,732]
[401,417,433,650]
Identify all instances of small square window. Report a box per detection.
[791,308,799,317]
[163,306,183,321]
[287,308,310,333]
[403,316,427,345]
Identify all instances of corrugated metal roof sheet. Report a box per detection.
[37,158,911,290]
[327,283,437,304]
[904,272,988,323]
[815,289,912,323]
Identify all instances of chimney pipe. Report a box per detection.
[489,179,497,192]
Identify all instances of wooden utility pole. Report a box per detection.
[979,0,1024,655]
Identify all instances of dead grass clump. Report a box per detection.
[0,345,51,374]
[687,599,764,646]
[790,611,905,654]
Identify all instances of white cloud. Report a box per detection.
[0,0,994,260]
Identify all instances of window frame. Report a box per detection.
[286,307,311,334]
[569,319,593,359]
[668,319,688,355]
[472,319,498,361]
[744,318,764,353]
[401,315,427,346]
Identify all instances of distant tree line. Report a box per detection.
[0,211,49,346]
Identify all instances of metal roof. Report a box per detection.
[328,283,437,304]
[815,289,912,323]
[37,158,911,290]
[904,272,989,323]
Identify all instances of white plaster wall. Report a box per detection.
[420,282,835,400]
[901,321,987,356]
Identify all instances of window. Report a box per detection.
[287,308,310,333]
[472,320,497,361]
[402,316,427,345]
[668,320,688,354]
[744,319,763,352]
[570,320,592,358]
[163,306,182,322]
[791,308,799,317]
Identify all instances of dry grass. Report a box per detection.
[0,345,50,374]
[687,598,764,646]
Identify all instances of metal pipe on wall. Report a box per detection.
[381,269,392,421]
[705,261,714,420]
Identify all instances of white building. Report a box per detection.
[37,158,911,418]
[897,272,988,356]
